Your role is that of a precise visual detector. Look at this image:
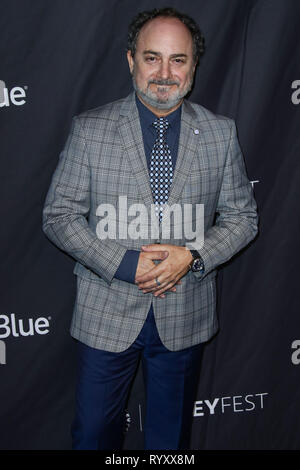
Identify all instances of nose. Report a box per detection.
[158,60,171,80]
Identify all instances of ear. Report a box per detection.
[127,50,134,74]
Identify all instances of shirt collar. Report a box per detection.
[135,92,181,129]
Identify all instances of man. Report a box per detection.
[42,7,258,450]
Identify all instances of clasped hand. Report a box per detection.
[135,244,193,299]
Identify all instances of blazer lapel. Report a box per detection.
[117,93,154,209]
[166,99,202,208]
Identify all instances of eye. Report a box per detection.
[145,56,157,62]
[173,58,185,63]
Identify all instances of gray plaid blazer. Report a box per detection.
[42,92,258,352]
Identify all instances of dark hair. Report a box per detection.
[127,7,205,65]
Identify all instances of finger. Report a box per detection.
[141,280,166,293]
[146,251,168,260]
[135,266,163,283]
[158,285,176,298]
[141,244,167,251]
[166,281,181,291]
[153,281,176,297]
[139,276,171,292]
[141,277,182,294]
[137,271,183,289]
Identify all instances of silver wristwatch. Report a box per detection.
[189,250,205,274]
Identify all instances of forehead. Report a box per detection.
[136,17,193,55]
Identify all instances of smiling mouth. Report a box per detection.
[147,82,178,94]
[155,84,175,91]
[149,80,178,87]
[155,87,171,95]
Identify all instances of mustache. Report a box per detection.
[148,79,180,86]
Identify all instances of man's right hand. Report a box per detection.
[135,251,181,298]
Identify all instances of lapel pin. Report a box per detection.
[193,129,199,135]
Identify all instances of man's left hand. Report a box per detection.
[135,244,193,297]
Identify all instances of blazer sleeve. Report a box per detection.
[192,119,258,280]
[114,249,140,284]
[42,116,128,285]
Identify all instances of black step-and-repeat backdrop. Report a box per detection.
[1,0,299,450]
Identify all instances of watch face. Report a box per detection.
[192,258,204,273]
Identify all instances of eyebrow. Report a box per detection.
[143,50,188,59]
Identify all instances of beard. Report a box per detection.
[131,67,194,110]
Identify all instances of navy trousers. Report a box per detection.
[71,305,203,450]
